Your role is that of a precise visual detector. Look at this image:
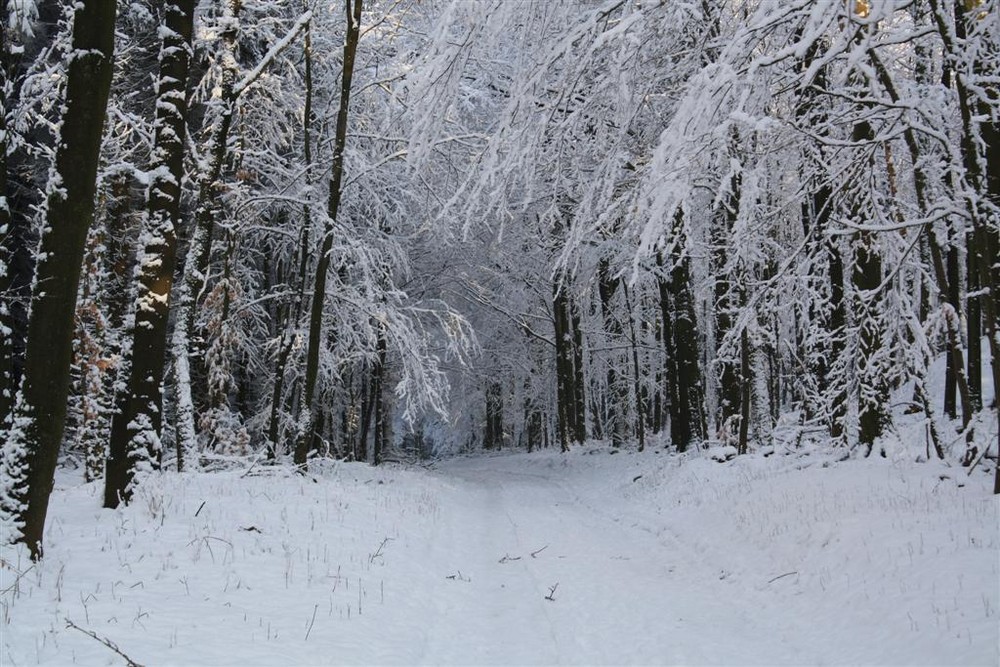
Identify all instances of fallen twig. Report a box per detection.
[0,559,35,595]
[240,454,264,478]
[767,571,797,585]
[369,537,392,564]
[966,439,996,477]
[304,604,318,641]
[530,545,548,558]
[544,583,559,601]
[66,618,144,667]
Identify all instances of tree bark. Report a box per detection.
[1,0,116,559]
[622,283,645,450]
[0,2,12,433]
[172,0,242,462]
[928,0,1000,489]
[945,242,960,417]
[869,49,974,432]
[295,0,364,466]
[662,212,705,452]
[713,166,742,435]
[570,298,586,443]
[373,325,388,464]
[553,278,573,452]
[597,259,625,446]
[267,23,315,459]
[105,0,195,508]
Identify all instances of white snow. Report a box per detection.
[2,445,996,665]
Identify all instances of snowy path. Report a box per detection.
[2,447,997,665]
[413,460,779,665]
[390,453,997,666]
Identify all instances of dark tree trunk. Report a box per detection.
[827,235,847,442]
[870,50,973,433]
[622,284,645,450]
[851,111,889,453]
[358,373,372,462]
[953,0,985,414]
[105,0,195,508]
[657,253,679,449]
[661,214,705,452]
[944,242,960,418]
[713,167,742,435]
[0,5,12,432]
[929,0,1000,490]
[2,0,116,559]
[372,326,388,465]
[268,24,315,459]
[553,278,573,452]
[597,259,626,447]
[172,0,242,458]
[296,0,363,467]
[570,299,586,443]
[737,328,751,455]
[855,232,888,451]
[484,381,503,450]
[966,232,983,411]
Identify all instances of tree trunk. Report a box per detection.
[928,0,1000,490]
[295,0,363,467]
[570,299,586,443]
[737,328,751,455]
[713,166,742,435]
[656,253,679,449]
[622,283,645,450]
[105,0,195,508]
[597,259,626,447]
[945,242,960,418]
[661,214,705,452]
[484,381,503,450]
[870,49,974,433]
[172,0,242,462]
[267,24,315,459]
[851,111,889,453]
[855,231,888,451]
[553,278,573,452]
[0,0,116,559]
[953,0,985,414]
[827,234,847,442]
[373,326,388,464]
[0,10,12,433]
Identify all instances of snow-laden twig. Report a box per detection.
[233,12,313,98]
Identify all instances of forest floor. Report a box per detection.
[2,439,997,665]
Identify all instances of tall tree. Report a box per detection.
[295,0,364,466]
[0,0,14,432]
[104,0,197,507]
[0,0,117,558]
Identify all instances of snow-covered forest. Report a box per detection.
[1,0,998,664]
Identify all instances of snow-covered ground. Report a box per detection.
[2,444,997,665]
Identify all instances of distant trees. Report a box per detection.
[414,0,998,473]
